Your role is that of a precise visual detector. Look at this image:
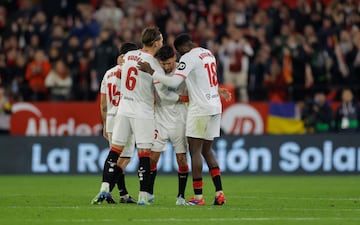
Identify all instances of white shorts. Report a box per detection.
[106,114,115,133]
[186,114,221,140]
[152,122,187,154]
[112,115,154,149]
[108,132,135,158]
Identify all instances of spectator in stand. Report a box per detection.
[271,23,291,60]
[2,44,31,101]
[335,88,360,133]
[45,59,73,101]
[40,0,77,21]
[70,4,100,44]
[65,36,82,71]
[249,43,272,101]
[0,6,6,34]
[0,85,11,135]
[119,28,135,43]
[47,24,66,49]
[303,26,332,94]
[334,30,353,86]
[2,47,18,88]
[302,91,334,133]
[218,27,254,102]
[23,33,41,60]
[28,10,50,49]
[25,49,51,101]
[64,36,82,97]
[11,54,29,101]
[232,1,250,28]
[346,31,360,95]
[0,52,6,86]
[262,59,288,102]
[94,0,124,32]
[1,0,360,104]
[266,0,282,37]
[74,37,95,101]
[308,0,324,31]
[47,46,61,64]
[282,34,313,101]
[206,2,225,36]
[91,29,118,94]
[14,0,39,20]
[291,0,312,34]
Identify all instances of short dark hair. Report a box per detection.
[119,42,138,55]
[155,45,175,61]
[173,33,192,51]
[141,27,161,47]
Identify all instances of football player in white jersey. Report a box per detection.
[92,42,138,204]
[137,34,226,206]
[148,45,189,205]
[111,27,164,205]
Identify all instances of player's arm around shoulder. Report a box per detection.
[154,80,180,103]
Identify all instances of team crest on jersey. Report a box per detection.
[177,62,186,70]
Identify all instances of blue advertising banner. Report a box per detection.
[0,135,359,174]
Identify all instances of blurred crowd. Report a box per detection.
[0,0,360,105]
[1,0,360,135]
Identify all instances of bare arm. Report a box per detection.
[153,72,184,89]
[100,93,108,140]
[137,61,184,88]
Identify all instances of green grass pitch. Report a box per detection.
[0,175,359,225]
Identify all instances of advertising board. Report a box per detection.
[1,135,358,175]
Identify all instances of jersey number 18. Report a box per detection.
[204,62,218,87]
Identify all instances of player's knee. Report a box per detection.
[150,152,161,164]
[118,157,130,171]
[150,158,158,166]
[176,153,188,167]
[110,144,124,154]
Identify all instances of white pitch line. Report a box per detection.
[7,217,360,223]
[5,194,359,202]
[131,217,360,222]
[233,195,360,201]
[2,205,360,212]
[4,219,117,223]
[53,219,116,223]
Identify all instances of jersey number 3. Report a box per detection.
[204,62,218,87]
[125,67,138,90]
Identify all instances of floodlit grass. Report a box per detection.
[0,175,359,225]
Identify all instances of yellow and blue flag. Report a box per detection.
[267,102,305,134]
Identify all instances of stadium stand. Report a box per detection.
[0,0,360,135]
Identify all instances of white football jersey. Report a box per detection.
[117,50,162,119]
[100,65,122,133]
[154,77,187,127]
[174,47,222,116]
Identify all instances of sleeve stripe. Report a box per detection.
[175,73,187,79]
